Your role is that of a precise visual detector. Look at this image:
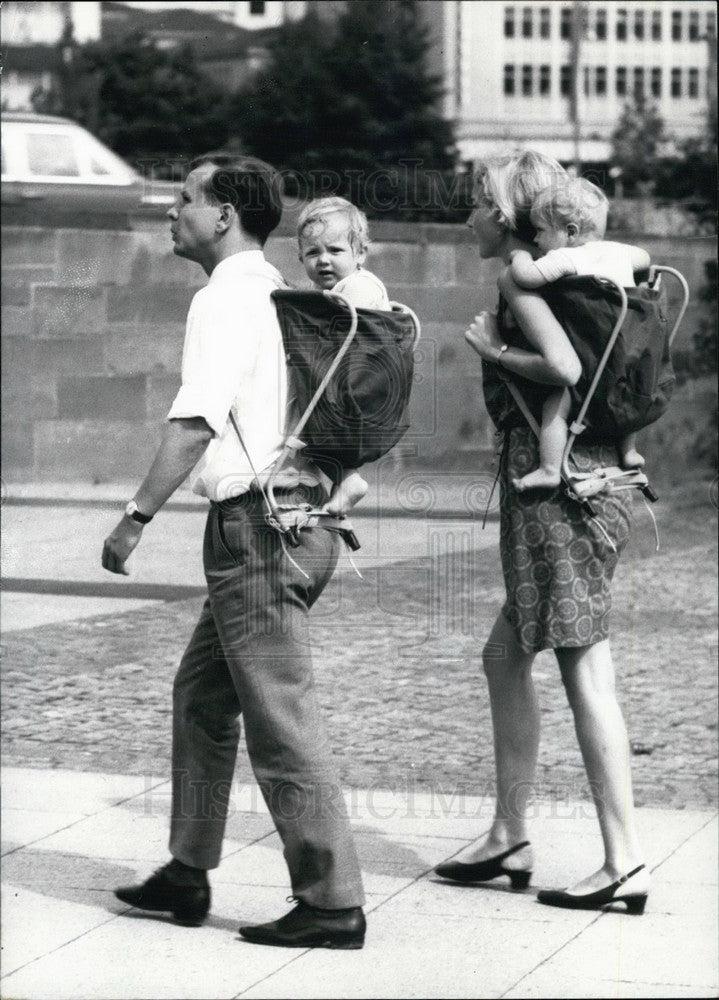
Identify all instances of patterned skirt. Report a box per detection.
[500,426,632,653]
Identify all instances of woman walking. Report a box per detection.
[435,151,649,914]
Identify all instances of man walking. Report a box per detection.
[102,154,366,949]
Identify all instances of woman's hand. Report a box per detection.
[465,310,506,362]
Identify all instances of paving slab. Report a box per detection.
[238,913,581,1000]
[0,904,298,1000]
[503,972,719,999]
[1,885,122,978]
[528,910,718,990]
[1,592,162,631]
[1,768,716,999]
[1,768,168,817]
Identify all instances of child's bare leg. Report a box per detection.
[323,469,368,516]
[619,432,644,468]
[513,390,570,491]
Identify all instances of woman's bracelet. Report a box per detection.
[496,343,509,366]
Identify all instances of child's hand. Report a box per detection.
[464,311,506,362]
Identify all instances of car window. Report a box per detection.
[27,132,80,177]
[90,153,112,176]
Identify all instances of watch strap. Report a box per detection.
[125,500,153,524]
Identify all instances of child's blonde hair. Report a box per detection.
[297,197,369,254]
[473,150,567,241]
[531,177,609,239]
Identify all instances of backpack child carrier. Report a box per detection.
[499,266,689,529]
[242,289,420,554]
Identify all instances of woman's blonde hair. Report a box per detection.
[473,150,567,242]
[530,177,609,239]
[297,197,370,254]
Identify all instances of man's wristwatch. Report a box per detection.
[124,499,153,525]
[496,343,509,365]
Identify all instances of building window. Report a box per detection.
[671,10,682,41]
[671,67,682,97]
[522,6,533,37]
[504,64,516,95]
[688,67,699,97]
[560,64,572,96]
[539,7,550,38]
[583,65,591,95]
[633,66,645,98]
[560,7,572,39]
[522,64,533,95]
[504,6,515,37]
[595,9,607,40]
[707,11,716,38]
[651,10,662,40]
[596,65,607,96]
[249,0,265,13]
[651,67,662,97]
[539,64,550,94]
[634,10,645,40]
[616,66,627,96]
[616,8,627,40]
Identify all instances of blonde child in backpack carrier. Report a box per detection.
[507,177,651,492]
[297,196,392,515]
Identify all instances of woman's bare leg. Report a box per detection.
[461,612,537,869]
[556,640,649,895]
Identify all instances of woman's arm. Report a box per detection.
[465,269,581,387]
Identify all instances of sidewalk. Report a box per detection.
[1,766,716,1000]
[2,482,717,998]
[1,475,500,632]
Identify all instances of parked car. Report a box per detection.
[1,112,176,227]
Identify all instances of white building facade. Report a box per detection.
[1,2,101,110]
[118,0,308,29]
[1,1,100,44]
[430,0,716,164]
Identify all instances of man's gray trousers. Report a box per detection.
[169,489,365,910]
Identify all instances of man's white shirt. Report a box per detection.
[167,250,322,501]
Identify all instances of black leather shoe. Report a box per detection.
[435,841,532,890]
[238,900,366,949]
[115,861,210,926]
[537,864,647,914]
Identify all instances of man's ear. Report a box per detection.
[216,203,235,233]
[566,222,580,244]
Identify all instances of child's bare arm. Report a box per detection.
[509,249,550,289]
[629,245,651,272]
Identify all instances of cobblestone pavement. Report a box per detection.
[2,488,716,811]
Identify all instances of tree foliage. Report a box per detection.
[230,0,462,218]
[32,32,229,172]
[610,94,667,191]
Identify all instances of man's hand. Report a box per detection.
[465,310,506,362]
[102,516,144,575]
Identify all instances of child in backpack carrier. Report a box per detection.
[508,177,651,492]
[297,196,392,515]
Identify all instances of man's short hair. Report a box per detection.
[297,197,370,254]
[190,153,283,246]
[531,177,609,239]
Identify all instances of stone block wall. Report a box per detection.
[2,222,715,482]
